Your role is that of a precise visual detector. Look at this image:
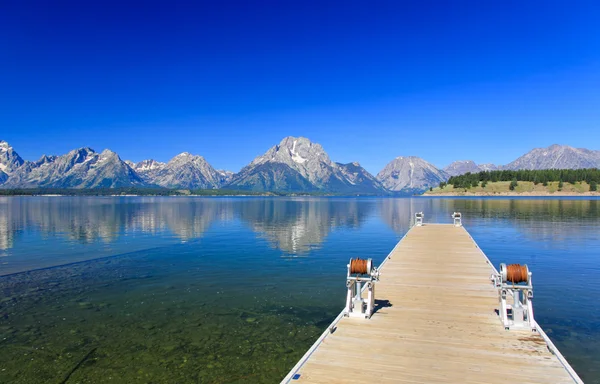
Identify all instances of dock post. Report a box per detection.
[415,212,424,226]
[452,212,462,227]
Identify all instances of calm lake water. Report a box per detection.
[0,196,599,383]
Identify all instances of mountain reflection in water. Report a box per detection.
[0,197,599,273]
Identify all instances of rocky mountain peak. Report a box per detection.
[443,160,481,177]
[243,136,335,187]
[216,169,235,185]
[137,152,220,189]
[227,136,383,193]
[169,152,207,165]
[100,148,117,156]
[0,140,25,174]
[377,156,448,193]
[62,147,97,168]
[36,155,57,166]
[133,159,166,173]
[478,163,498,171]
[0,140,12,151]
[98,149,121,162]
[502,144,600,170]
[251,136,331,169]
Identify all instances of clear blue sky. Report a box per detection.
[1,1,599,173]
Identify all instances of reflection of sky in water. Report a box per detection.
[0,196,599,381]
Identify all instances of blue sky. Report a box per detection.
[1,1,599,174]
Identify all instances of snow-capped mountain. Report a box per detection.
[217,170,235,186]
[502,144,600,170]
[132,159,166,173]
[126,159,167,184]
[226,136,384,193]
[142,153,222,189]
[0,141,24,175]
[376,156,448,193]
[4,147,145,188]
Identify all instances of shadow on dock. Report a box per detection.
[372,298,392,315]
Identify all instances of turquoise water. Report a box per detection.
[0,197,599,383]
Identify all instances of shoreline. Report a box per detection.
[423,191,600,197]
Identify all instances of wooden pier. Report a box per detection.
[282,223,582,383]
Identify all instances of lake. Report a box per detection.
[0,196,599,383]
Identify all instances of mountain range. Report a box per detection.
[1,138,599,194]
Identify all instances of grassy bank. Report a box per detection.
[425,181,600,196]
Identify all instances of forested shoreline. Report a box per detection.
[442,169,599,191]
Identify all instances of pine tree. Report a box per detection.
[509,179,518,191]
[590,180,598,192]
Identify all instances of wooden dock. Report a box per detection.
[282,224,582,384]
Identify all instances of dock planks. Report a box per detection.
[283,224,579,383]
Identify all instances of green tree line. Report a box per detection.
[444,169,600,191]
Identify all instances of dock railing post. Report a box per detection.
[345,280,353,315]
[452,212,462,227]
[415,212,424,226]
